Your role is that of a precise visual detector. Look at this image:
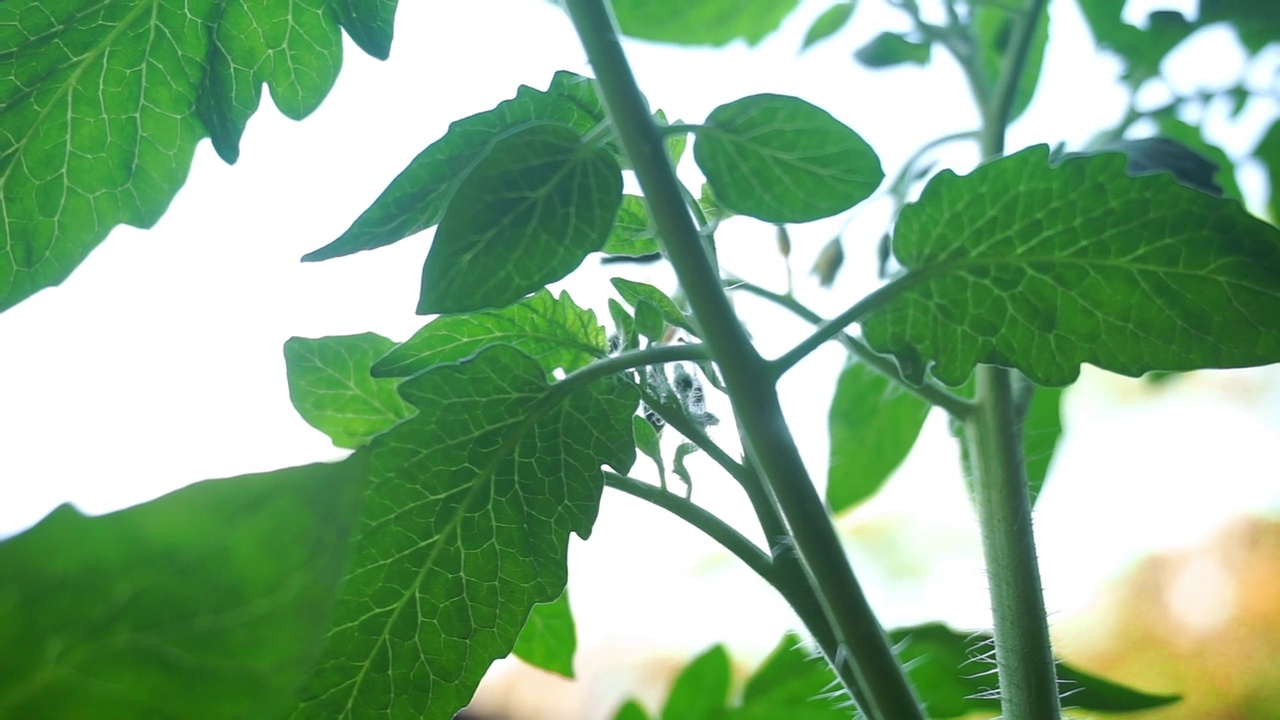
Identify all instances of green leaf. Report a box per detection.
[512,591,577,679]
[603,195,661,257]
[293,345,637,720]
[632,414,667,490]
[1076,3,1193,86]
[305,72,609,262]
[611,278,696,335]
[802,2,857,50]
[1147,115,1242,202]
[372,289,606,379]
[1257,119,1280,225]
[417,122,622,314]
[889,623,1178,716]
[0,0,391,312]
[635,301,667,342]
[0,456,368,720]
[693,94,883,223]
[655,110,689,166]
[614,699,653,720]
[863,145,1280,387]
[1200,0,1280,54]
[726,636,848,720]
[853,32,931,68]
[284,333,414,449]
[661,645,732,720]
[826,359,931,514]
[973,3,1049,120]
[197,0,343,163]
[330,0,398,60]
[609,0,800,47]
[1023,385,1063,505]
[609,298,640,352]
[1108,136,1227,198]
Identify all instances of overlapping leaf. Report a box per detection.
[854,32,931,68]
[611,278,695,335]
[1022,385,1062,505]
[373,289,605,379]
[306,72,610,262]
[863,145,1280,386]
[0,456,368,719]
[0,0,394,312]
[292,344,636,719]
[693,94,883,223]
[512,591,577,679]
[602,195,660,257]
[418,123,622,313]
[609,0,799,47]
[285,333,414,449]
[973,4,1049,120]
[826,359,931,514]
[661,645,732,720]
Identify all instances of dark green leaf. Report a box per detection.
[632,415,666,489]
[614,699,653,720]
[1023,385,1063,505]
[890,623,1178,716]
[0,456,368,720]
[826,359,931,514]
[726,635,847,720]
[973,3,1049,120]
[512,591,577,679]
[0,0,391,312]
[1200,0,1280,54]
[612,278,696,335]
[1258,119,1280,225]
[331,0,398,60]
[609,0,799,46]
[694,94,883,223]
[635,301,667,342]
[863,145,1280,386]
[661,645,732,720]
[603,195,661,257]
[284,333,414,449]
[1108,136,1225,197]
[1076,3,1193,85]
[305,72,609,262]
[372,289,606,379]
[293,345,636,719]
[418,123,623,313]
[802,2,857,50]
[1147,115,1242,202]
[853,32,931,68]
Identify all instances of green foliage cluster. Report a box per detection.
[2,1,1278,719]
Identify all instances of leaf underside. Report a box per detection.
[285,333,415,449]
[0,0,395,312]
[292,345,636,720]
[608,0,800,47]
[864,145,1280,387]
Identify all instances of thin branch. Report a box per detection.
[731,280,974,417]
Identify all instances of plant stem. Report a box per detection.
[730,279,974,417]
[963,0,1061,717]
[563,3,924,718]
[603,471,774,583]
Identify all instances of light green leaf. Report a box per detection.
[827,359,931,514]
[512,591,577,679]
[609,298,640,352]
[284,333,414,449]
[853,32,931,68]
[609,0,799,47]
[614,699,653,720]
[863,145,1280,387]
[372,289,606,379]
[635,300,666,342]
[305,72,610,262]
[0,0,391,312]
[0,456,368,720]
[632,414,666,490]
[611,278,696,335]
[418,122,622,314]
[655,110,688,166]
[1023,385,1063,505]
[293,345,636,720]
[603,195,661,257]
[661,645,731,720]
[693,94,883,223]
[802,2,857,50]
[197,0,342,163]
[1258,119,1280,225]
[973,3,1049,120]
[330,0,397,60]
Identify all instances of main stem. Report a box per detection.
[966,0,1061,718]
[563,3,923,718]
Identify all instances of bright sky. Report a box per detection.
[2,0,1279,696]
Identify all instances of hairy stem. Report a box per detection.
[964,0,1061,717]
[563,3,924,718]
